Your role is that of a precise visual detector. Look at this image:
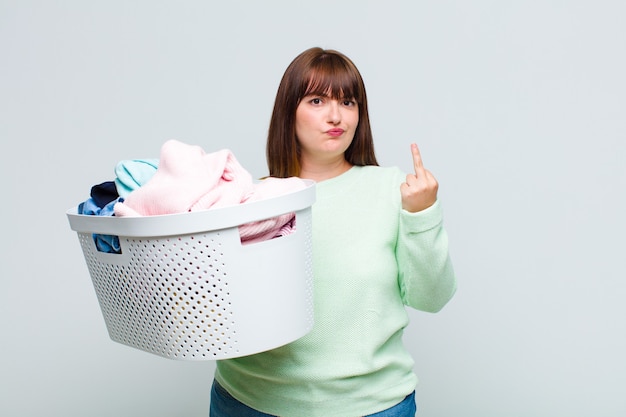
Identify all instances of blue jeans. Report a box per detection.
[209,380,417,417]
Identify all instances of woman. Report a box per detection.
[210,47,457,417]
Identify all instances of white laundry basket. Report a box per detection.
[67,181,315,361]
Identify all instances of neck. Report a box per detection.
[299,158,353,182]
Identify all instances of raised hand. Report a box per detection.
[400,143,439,213]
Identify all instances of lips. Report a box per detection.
[326,128,344,137]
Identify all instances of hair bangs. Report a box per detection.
[302,54,362,102]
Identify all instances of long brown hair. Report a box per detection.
[267,47,378,178]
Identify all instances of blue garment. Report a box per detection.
[78,157,158,253]
[78,196,124,254]
[90,181,119,208]
[114,158,159,198]
[209,380,417,417]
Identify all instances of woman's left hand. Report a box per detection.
[400,143,439,213]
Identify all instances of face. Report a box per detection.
[295,94,359,163]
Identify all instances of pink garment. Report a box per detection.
[238,177,305,244]
[114,139,307,244]
[114,140,254,216]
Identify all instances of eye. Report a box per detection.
[311,97,323,105]
[342,99,357,107]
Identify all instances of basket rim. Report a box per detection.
[67,180,315,237]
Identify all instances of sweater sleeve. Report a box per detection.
[396,199,457,313]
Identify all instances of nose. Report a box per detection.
[327,100,341,124]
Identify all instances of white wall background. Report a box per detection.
[1,1,624,416]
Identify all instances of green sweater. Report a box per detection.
[215,165,457,417]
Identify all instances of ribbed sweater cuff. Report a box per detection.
[400,199,443,233]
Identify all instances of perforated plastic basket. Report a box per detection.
[67,181,315,361]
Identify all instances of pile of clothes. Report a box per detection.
[78,139,307,253]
